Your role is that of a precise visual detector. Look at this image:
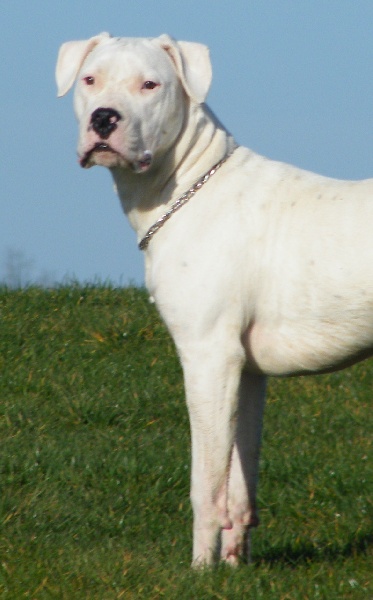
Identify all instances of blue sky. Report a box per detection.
[2,1,373,286]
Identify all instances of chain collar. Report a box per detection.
[138,146,237,251]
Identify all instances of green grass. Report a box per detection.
[0,285,371,599]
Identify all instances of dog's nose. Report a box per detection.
[90,107,122,139]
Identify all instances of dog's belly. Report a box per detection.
[243,315,373,376]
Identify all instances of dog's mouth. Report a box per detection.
[80,142,117,168]
[80,143,153,173]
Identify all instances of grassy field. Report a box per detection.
[0,286,371,599]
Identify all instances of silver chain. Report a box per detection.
[138,146,237,251]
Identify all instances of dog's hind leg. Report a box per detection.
[221,372,266,565]
[181,343,245,567]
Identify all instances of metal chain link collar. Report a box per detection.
[138,146,237,251]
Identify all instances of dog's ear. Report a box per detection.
[158,34,212,104]
[56,32,111,97]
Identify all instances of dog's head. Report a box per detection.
[56,33,212,173]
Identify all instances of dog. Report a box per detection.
[56,33,373,566]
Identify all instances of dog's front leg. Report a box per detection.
[221,371,266,565]
[181,345,244,567]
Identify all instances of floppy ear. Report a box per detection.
[158,34,212,104]
[56,32,111,97]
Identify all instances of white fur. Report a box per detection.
[56,33,373,566]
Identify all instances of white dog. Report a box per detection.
[56,33,373,566]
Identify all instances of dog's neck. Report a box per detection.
[110,102,236,242]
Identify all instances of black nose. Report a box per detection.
[90,107,122,139]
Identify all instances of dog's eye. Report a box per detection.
[142,81,159,90]
[83,76,95,86]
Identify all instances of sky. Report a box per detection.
[2,1,373,287]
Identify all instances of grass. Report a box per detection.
[0,285,371,599]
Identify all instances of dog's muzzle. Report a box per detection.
[90,107,122,139]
